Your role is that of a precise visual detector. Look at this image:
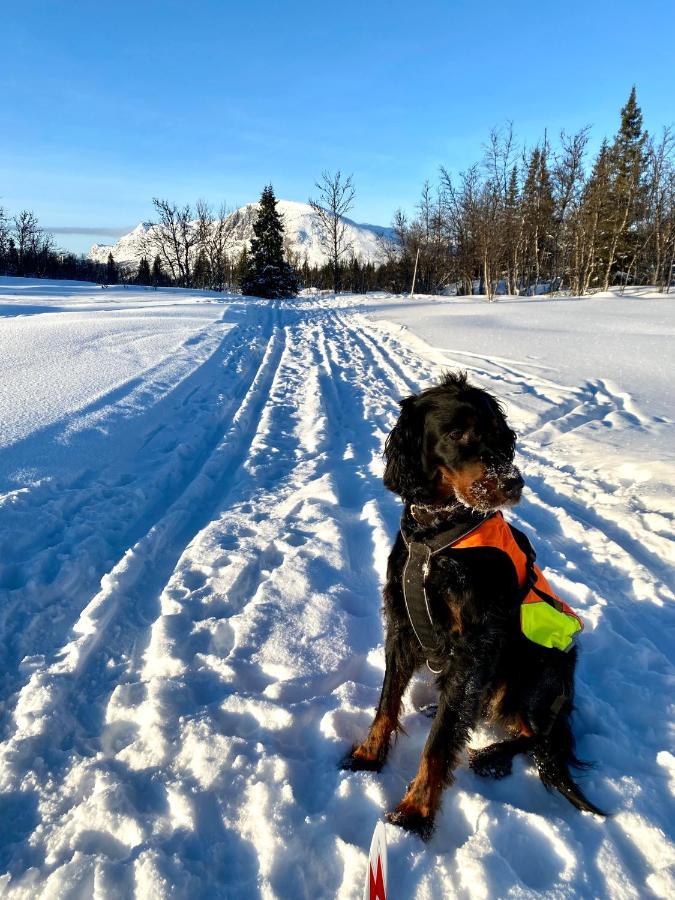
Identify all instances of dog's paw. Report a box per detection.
[339,747,384,773]
[468,745,513,779]
[385,807,434,842]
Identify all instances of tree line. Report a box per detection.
[386,87,675,297]
[2,88,673,296]
[0,208,109,282]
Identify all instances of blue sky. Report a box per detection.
[3,0,674,254]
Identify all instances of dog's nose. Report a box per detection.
[503,472,524,493]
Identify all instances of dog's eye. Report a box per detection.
[448,429,464,441]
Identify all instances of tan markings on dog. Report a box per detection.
[437,462,487,505]
[485,681,508,722]
[437,462,516,509]
[446,599,463,634]
[517,715,534,738]
[394,754,447,819]
[483,683,532,734]
[352,713,395,761]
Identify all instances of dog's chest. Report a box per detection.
[425,556,468,635]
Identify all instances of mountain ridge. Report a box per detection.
[89,199,396,269]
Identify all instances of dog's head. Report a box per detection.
[383,371,523,512]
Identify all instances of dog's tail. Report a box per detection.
[532,715,606,817]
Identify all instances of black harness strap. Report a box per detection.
[400,510,491,673]
[507,523,539,600]
[401,511,576,674]
[509,523,566,612]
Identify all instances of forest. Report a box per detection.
[1,88,673,296]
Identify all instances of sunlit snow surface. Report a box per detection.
[0,277,673,898]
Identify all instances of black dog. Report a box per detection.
[343,371,603,839]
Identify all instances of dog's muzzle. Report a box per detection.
[472,463,524,509]
[500,467,524,501]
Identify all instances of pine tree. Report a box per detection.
[151,255,165,287]
[106,252,118,285]
[241,185,299,298]
[136,256,151,285]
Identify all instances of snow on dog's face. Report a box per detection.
[383,371,523,511]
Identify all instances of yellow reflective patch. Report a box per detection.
[521,601,582,651]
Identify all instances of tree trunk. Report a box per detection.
[483,252,493,300]
[602,185,633,291]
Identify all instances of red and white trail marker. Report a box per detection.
[363,820,388,900]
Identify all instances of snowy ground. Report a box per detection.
[0,277,673,898]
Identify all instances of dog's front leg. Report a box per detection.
[342,624,417,772]
[387,666,484,840]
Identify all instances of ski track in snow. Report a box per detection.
[0,286,673,898]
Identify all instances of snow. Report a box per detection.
[0,282,229,485]
[89,200,396,269]
[0,277,673,898]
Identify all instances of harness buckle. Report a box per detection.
[426,660,444,675]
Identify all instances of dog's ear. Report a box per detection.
[486,395,518,456]
[383,395,423,498]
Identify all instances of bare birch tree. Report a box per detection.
[195,200,233,291]
[13,210,41,268]
[309,170,355,293]
[550,128,589,292]
[148,198,198,287]
[0,206,11,260]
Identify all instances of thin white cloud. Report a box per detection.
[45,226,132,237]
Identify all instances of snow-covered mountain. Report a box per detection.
[89,199,396,268]
[89,222,155,267]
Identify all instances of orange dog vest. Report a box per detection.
[401,510,584,668]
[452,512,584,650]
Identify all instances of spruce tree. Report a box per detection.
[300,257,311,289]
[7,238,19,275]
[521,144,554,293]
[234,246,248,291]
[106,252,118,285]
[602,87,648,288]
[504,165,521,293]
[151,255,165,287]
[192,249,210,289]
[575,140,612,294]
[614,87,647,183]
[241,185,299,298]
[349,255,361,293]
[136,256,151,285]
